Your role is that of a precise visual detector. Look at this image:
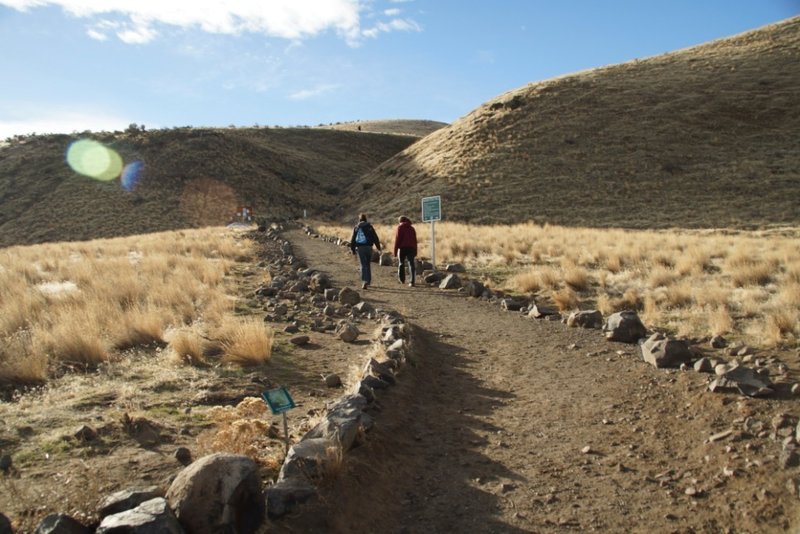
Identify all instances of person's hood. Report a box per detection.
[399,220,412,226]
[357,221,370,228]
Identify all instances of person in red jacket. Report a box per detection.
[393,216,418,286]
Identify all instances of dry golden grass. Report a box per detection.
[0,227,259,384]
[318,221,800,348]
[217,317,274,367]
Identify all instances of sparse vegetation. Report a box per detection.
[0,227,266,385]
[319,221,800,348]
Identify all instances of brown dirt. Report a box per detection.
[271,229,800,533]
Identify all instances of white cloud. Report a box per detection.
[363,17,420,39]
[0,108,137,138]
[288,83,341,100]
[0,0,373,44]
[384,8,400,16]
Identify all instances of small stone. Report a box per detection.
[174,447,192,466]
[283,325,299,334]
[0,454,11,473]
[323,374,342,388]
[710,335,727,349]
[289,335,310,346]
[792,383,800,396]
[707,429,734,443]
[581,446,592,454]
[74,424,97,442]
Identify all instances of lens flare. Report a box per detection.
[66,139,123,181]
[121,160,144,191]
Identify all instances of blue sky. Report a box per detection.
[0,0,796,138]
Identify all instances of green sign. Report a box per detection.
[262,387,296,415]
[421,195,441,222]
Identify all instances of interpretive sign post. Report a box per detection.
[421,195,441,270]
[262,387,296,454]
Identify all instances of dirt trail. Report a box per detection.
[279,229,798,533]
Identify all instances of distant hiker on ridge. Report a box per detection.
[350,213,382,289]
[393,215,418,287]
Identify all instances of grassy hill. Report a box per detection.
[316,119,447,137]
[346,16,800,229]
[0,126,417,247]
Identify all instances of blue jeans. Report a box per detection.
[356,245,373,284]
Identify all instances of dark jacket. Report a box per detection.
[350,221,381,253]
[393,220,417,256]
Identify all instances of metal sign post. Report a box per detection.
[421,195,442,271]
[261,387,296,455]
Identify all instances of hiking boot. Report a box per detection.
[361,282,368,289]
[408,282,415,287]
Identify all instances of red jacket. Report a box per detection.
[393,221,417,256]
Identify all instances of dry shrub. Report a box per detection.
[33,322,108,367]
[730,262,774,287]
[662,282,693,309]
[511,269,542,293]
[641,293,661,326]
[0,331,48,384]
[167,328,207,366]
[648,266,678,288]
[597,288,642,315]
[113,307,167,350]
[764,309,798,346]
[552,287,579,312]
[537,267,560,289]
[675,250,711,276]
[708,305,734,336]
[218,317,274,366]
[694,285,730,308]
[196,397,284,472]
[605,253,623,273]
[563,265,591,291]
[778,283,800,308]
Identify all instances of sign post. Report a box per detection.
[421,195,442,270]
[261,387,296,455]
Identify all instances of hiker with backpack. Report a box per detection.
[393,216,418,287]
[350,213,382,289]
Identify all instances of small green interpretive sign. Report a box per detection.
[421,195,442,222]
[262,387,296,415]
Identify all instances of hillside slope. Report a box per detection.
[0,127,416,247]
[317,119,447,137]
[347,17,800,229]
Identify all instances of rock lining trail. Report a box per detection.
[275,229,798,533]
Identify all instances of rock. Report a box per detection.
[73,424,97,442]
[708,366,774,397]
[418,260,434,271]
[464,280,485,298]
[528,305,558,319]
[694,357,717,373]
[310,273,331,292]
[781,444,800,469]
[500,298,527,312]
[640,334,693,368]
[324,374,342,388]
[707,429,734,443]
[439,274,462,290]
[289,335,310,346]
[279,438,339,481]
[323,304,335,317]
[174,447,192,466]
[98,486,164,519]
[603,311,647,343]
[33,514,92,534]
[336,323,360,343]
[166,453,264,534]
[338,287,361,306]
[0,513,10,534]
[773,413,797,431]
[792,383,800,397]
[423,271,445,284]
[0,454,11,473]
[352,301,376,316]
[97,498,183,534]
[324,288,340,301]
[710,335,728,349]
[566,310,603,329]
[445,263,466,273]
[266,479,316,518]
[379,253,394,266]
[283,325,299,334]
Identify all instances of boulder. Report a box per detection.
[566,310,603,329]
[166,453,264,534]
[310,273,331,292]
[33,514,92,534]
[640,334,694,368]
[0,513,10,534]
[464,280,485,298]
[528,305,558,319]
[323,374,342,388]
[97,498,183,534]
[423,271,445,284]
[336,323,360,343]
[324,288,340,301]
[603,311,647,343]
[708,366,774,397]
[500,298,527,312]
[370,250,381,263]
[439,274,462,290]
[710,335,727,349]
[0,454,12,473]
[418,260,434,272]
[379,253,394,266]
[278,438,338,481]
[174,447,192,466]
[73,425,97,442]
[352,301,376,316]
[266,479,316,518]
[98,486,164,519]
[693,357,721,373]
[338,287,361,306]
[445,263,466,273]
